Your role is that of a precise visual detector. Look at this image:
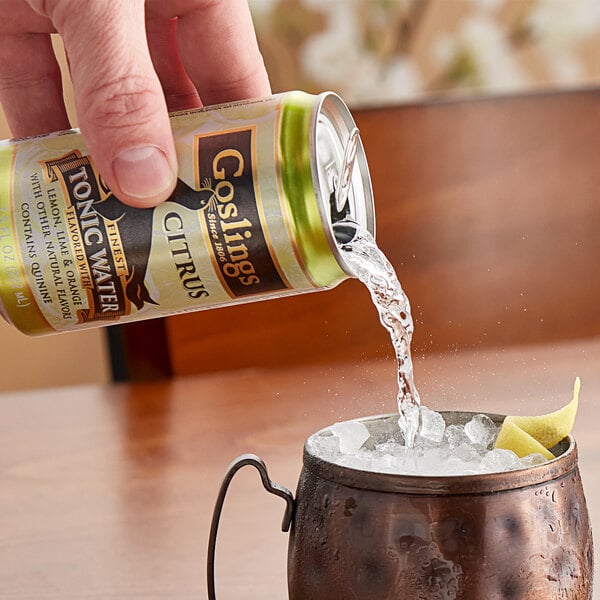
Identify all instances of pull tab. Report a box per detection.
[335,127,360,214]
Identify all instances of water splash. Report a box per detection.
[337,222,421,446]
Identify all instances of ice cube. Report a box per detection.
[306,433,339,460]
[375,441,408,458]
[454,442,482,464]
[417,447,447,475]
[337,449,374,471]
[480,448,521,472]
[464,414,497,448]
[444,424,470,450]
[330,420,370,454]
[418,406,446,443]
[373,453,401,474]
[519,453,549,468]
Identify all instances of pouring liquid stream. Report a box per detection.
[336,221,421,447]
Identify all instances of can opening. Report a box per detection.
[329,126,360,244]
[311,91,375,279]
[329,181,356,243]
[331,219,358,244]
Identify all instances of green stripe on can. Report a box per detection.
[279,92,347,289]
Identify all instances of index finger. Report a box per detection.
[149,0,270,105]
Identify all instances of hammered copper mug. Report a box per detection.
[207,412,593,599]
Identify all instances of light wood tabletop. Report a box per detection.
[1,337,599,599]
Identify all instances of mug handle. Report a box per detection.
[207,453,295,600]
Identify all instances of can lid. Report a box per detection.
[310,92,375,274]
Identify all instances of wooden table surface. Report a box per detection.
[1,337,599,599]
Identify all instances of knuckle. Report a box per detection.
[192,0,223,10]
[27,0,68,24]
[0,70,55,91]
[149,0,227,19]
[84,73,163,131]
[25,0,51,15]
[203,63,266,99]
[28,0,93,20]
[163,91,200,112]
[0,41,60,90]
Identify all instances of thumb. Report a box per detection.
[52,0,177,207]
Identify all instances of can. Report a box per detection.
[0,91,374,335]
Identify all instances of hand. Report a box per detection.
[0,0,271,207]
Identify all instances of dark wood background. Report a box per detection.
[112,89,600,379]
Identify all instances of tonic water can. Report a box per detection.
[0,91,374,335]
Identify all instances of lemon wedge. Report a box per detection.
[494,377,580,459]
[494,419,555,460]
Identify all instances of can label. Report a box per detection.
[194,127,287,296]
[0,96,319,334]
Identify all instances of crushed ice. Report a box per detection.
[307,409,549,476]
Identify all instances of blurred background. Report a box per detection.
[0,0,598,391]
[253,0,600,104]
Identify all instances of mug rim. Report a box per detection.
[303,411,578,495]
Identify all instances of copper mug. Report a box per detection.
[208,412,593,599]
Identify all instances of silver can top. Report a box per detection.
[310,92,375,273]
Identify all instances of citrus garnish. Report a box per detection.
[494,378,580,459]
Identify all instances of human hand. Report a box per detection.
[0,0,271,207]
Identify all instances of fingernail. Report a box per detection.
[113,146,175,200]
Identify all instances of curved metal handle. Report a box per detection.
[207,454,295,600]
